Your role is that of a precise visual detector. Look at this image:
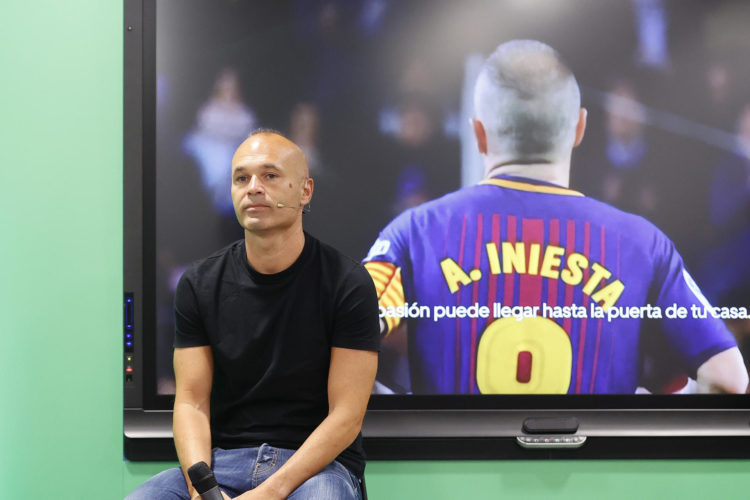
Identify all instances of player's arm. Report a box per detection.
[235,347,378,500]
[649,236,748,395]
[695,346,749,394]
[173,345,217,500]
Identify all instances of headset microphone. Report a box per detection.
[274,200,311,214]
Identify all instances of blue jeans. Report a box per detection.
[125,444,363,500]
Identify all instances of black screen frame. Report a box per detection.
[123,0,750,461]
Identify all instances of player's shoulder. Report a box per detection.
[581,195,679,262]
[583,195,667,237]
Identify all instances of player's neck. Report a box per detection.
[483,157,571,188]
[243,224,305,275]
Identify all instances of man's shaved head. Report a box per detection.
[233,129,310,180]
[474,40,581,162]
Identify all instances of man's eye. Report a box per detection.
[235,176,247,183]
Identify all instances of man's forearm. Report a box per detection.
[174,401,213,498]
[239,408,363,500]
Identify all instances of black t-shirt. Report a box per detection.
[174,233,380,477]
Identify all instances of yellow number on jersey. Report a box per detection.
[476,317,572,394]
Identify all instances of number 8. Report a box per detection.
[476,316,572,394]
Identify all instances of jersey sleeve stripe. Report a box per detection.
[365,262,395,296]
[365,261,394,275]
[382,283,405,308]
[365,261,405,335]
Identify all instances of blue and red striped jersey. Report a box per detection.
[363,175,737,394]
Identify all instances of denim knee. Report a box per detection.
[287,460,361,500]
[124,467,189,500]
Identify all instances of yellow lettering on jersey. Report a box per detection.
[590,279,625,310]
[502,242,526,274]
[440,257,473,293]
[582,262,612,295]
[440,239,623,307]
[527,243,541,276]
[560,252,588,287]
[486,242,502,275]
[539,245,565,279]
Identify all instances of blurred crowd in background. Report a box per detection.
[153,0,750,390]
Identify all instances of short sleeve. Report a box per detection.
[652,236,737,374]
[331,264,381,351]
[173,270,210,348]
[362,212,410,268]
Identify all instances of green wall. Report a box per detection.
[1,1,749,498]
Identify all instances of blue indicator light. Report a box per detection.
[126,341,133,347]
[126,333,133,339]
[124,295,134,329]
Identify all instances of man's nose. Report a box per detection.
[248,175,264,194]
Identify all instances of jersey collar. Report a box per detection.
[480,174,584,197]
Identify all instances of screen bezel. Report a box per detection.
[123,0,750,461]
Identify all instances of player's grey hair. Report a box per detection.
[474,40,581,161]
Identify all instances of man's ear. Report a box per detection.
[300,177,314,205]
[574,108,587,147]
[472,118,488,154]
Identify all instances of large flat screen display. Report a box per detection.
[125,0,750,459]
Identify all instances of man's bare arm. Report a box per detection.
[236,347,378,500]
[173,346,215,499]
[696,347,749,393]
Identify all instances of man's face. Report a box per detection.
[230,133,312,234]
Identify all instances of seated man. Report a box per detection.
[127,130,380,500]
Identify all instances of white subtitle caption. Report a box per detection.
[378,303,750,322]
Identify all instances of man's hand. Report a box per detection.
[233,483,283,500]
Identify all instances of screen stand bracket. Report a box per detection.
[522,417,579,434]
